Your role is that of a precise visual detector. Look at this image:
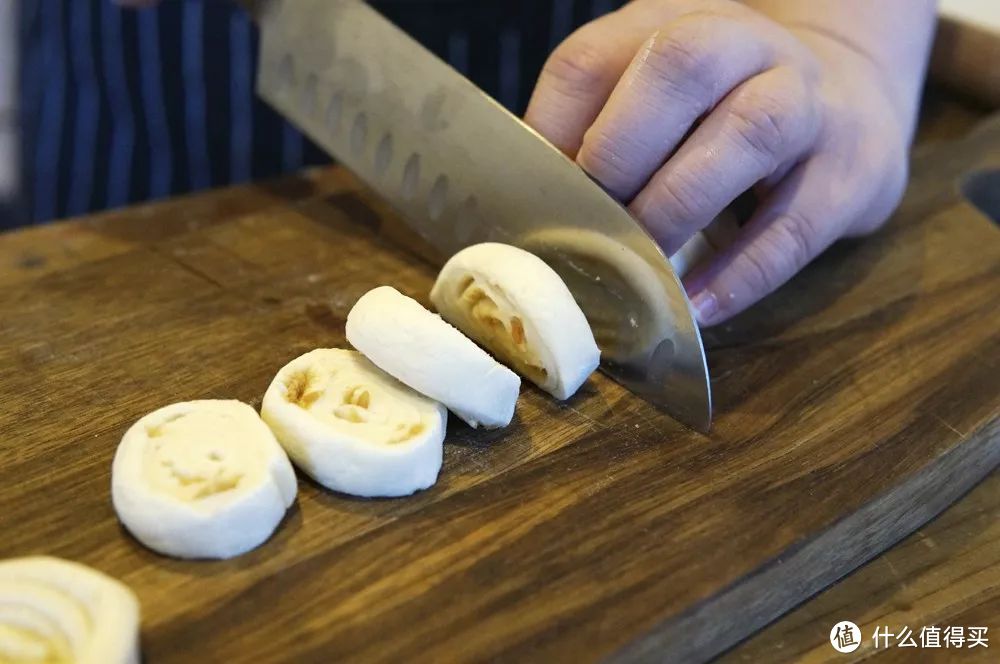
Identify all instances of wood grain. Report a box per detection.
[721,470,999,663]
[0,111,998,663]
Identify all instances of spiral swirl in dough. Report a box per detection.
[431,243,599,400]
[112,400,297,559]
[0,556,140,664]
[262,349,446,497]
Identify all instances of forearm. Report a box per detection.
[741,0,938,137]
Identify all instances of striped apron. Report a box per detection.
[6,0,625,228]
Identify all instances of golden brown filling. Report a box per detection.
[457,277,548,385]
[285,366,428,444]
[284,369,321,408]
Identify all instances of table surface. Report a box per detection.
[0,90,996,663]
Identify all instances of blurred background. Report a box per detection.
[1,0,997,231]
[0,0,627,230]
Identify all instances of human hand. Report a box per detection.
[526,0,916,326]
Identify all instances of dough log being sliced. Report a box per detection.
[261,349,446,497]
[430,243,600,400]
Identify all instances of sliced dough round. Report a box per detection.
[430,243,600,400]
[261,349,446,497]
[346,286,520,429]
[0,556,140,664]
[111,400,297,560]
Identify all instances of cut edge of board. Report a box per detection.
[614,417,1000,663]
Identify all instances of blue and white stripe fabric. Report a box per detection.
[0,0,21,223]
[12,0,625,228]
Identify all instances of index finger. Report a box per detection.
[524,8,656,157]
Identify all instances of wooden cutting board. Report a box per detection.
[933,0,1000,105]
[1,113,998,663]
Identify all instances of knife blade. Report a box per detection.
[245,0,712,431]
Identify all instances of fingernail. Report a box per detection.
[690,290,719,326]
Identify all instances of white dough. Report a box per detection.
[111,400,297,560]
[671,210,743,277]
[0,556,140,664]
[261,349,446,497]
[346,286,520,428]
[669,232,714,278]
[430,243,600,400]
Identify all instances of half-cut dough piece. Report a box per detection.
[346,286,520,428]
[112,400,297,560]
[261,349,446,497]
[430,243,600,400]
[0,556,140,664]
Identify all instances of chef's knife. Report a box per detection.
[242,0,713,431]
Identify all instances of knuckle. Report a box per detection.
[738,213,820,297]
[640,22,722,100]
[737,246,782,301]
[577,130,647,189]
[542,32,611,97]
[772,211,819,270]
[579,129,639,190]
[650,168,715,229]
[726,88,800,164]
